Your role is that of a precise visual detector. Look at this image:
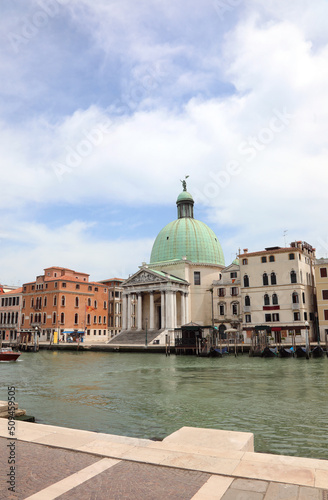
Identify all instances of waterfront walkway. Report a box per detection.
[1,420,328,499]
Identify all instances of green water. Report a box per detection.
[1,351,328,459]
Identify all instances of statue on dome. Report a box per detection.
[180,175,189,191]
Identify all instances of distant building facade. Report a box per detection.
[239,242,316,343]
[314,258,328,343]
[100,278,124,338]
[0,288,23,342]
[21,267,108,343]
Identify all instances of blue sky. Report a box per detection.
[1,0,328,285]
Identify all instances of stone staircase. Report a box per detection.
[108,329,164,345]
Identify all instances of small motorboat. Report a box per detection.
[0,348,21,362]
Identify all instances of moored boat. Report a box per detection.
[261,346,278,358]
[295,346,308,358]
[311,345,324,358]
[279,347,294,358]
[0,348,21,362]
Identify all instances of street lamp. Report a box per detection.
[145,317,148,347]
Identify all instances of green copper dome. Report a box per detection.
[150,186,225,266]
[150,218,225,265]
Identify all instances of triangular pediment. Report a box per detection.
[123,268,169,286]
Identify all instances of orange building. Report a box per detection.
[0,287,23,342]
[21,267,109,343]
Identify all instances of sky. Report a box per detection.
[1,0,328,286]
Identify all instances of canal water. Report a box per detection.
[1,351,328,460]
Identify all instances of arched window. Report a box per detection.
[290,271,297,284]
[264,294,270,306]
[272,293,278,305]
[44,296,47,307]
[87,314,91,324]
[30,313,33,324]
[263,273,269,286]
[219,303,225,316]
[292,292,299,303]
[269,255,275,262]
[53,295,57,306]
[243,275,249,287]
[94,300,97,309]
[52,312,56,324]
[245,295,251,306]
[87,298,91,306]
[75,297,79,307]
[271,272,277,285]
[60,312,65,324]
[43,312,47,324]
[74,313,78,324]
[61,295,65,306]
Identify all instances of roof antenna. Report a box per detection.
[283,230,288,247]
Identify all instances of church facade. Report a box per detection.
[120,183,225,344]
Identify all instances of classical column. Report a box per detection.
[180,291,186,327]
[127,293,132,330]
[122,294,127,330]
[165,290,172,329]
[149,292,155,330]
[173,291,177,329]
[161,291,165,329]
[185,292,189,324]
[137,293,142,330]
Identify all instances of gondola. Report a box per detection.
[279,347,294,358]
[261,346,278,358]
[311,345,325,358]
[295,346,308,358]
[208,346,228,357]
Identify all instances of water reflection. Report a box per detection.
[0,352,328,459]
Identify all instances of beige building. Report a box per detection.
[212,260,242,339]
[238,242,316,343]
[314,258,328,343]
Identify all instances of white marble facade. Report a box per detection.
[122,268,189,332]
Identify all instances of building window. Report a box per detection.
[269,255,275,262]
[98,316,102,324]
[218,288,225,297]
[43,313,46,324]
[87,298,91,306]
[264,294,270,306]
[289,253,295,260]
[230,272,237,278]
[261,256,267,263]
[52,312,56,324]
[44,297,47,307]
[324,310,328,321]
[194,272,201,285]
[94,300,97,309]
[290,271,297,283]
[294,312,300,321]
[242,259,248,265]
[87,314,91,324]
[245,314,251,323]
[272,313,280,322]
[243,275,249,287]
[265,313,272,322]
[53,295,57,306]
[232,303,238,315]
[245,295,250,306]
[74,313,78,324]
[302,292,305,303]
[94,315,97,323]
[272,293,278,305]
[54,282,58,288]
[320,268,327,278]
[75,297,79,307]
[103,316,106,324]
[323,290,328,300]
[60,312,65,324]
[292,292,299,303]
[271,272,277,285]
[88,286,92,291]
[61,296,65,306]
[76,284,80,289]
[231,287,238,296]
[219,304,225,316]
[95,287,98,292]
[304,312,308,321]
[104,301,107,309]
[263,273,269,286]
[62,282,66,288]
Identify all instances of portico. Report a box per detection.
[122,268,189,333]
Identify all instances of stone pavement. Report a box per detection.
[0,420,328,499]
